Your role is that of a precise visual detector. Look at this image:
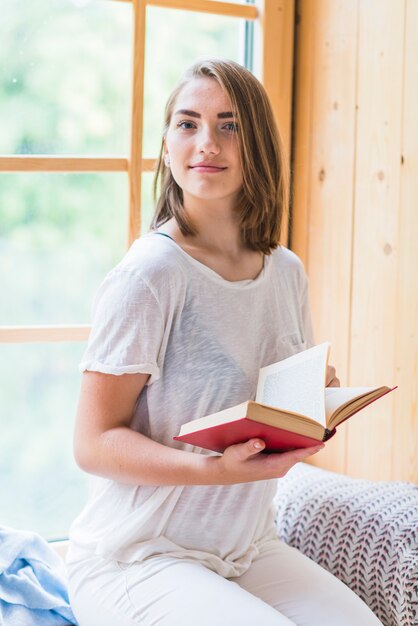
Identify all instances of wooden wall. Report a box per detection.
[291,0,418,482]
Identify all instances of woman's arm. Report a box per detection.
[74,371,324,487]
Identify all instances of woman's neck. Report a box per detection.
[158,208,264,282]
[164,198,244,258]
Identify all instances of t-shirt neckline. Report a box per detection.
[147,232,271,289]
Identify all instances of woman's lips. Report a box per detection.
[189,165,227,173]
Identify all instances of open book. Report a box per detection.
[174,342,397,453]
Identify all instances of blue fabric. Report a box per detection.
[0,526,77,625]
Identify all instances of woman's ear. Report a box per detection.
[163,141,170,167]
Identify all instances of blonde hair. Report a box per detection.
[150,58,289,254]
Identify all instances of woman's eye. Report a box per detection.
[223,122,238,132]
[177,121,195,130]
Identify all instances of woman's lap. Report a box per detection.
[230,539,383,626]
[67,539,382,626]
[68,553,290,626]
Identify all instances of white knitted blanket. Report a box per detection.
[274,463,418,626]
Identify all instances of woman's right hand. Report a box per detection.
[214,439,324,484]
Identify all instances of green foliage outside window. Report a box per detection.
[0,0,245,538]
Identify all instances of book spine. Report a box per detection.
[322,428,335,442]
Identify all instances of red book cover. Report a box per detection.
[173,417,322,454]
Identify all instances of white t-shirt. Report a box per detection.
[68,233,315,577]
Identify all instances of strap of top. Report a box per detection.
[152,231,175,241]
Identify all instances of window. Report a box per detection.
[0,0,292,539]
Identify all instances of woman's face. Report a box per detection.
[164,77,243,208]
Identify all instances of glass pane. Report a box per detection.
[143,7,245,157]
[0,173,128,325]
[0,0,132,155]
[0,342,87,540]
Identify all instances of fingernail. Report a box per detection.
[254,441,264,449]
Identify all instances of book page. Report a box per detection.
[324,387,378,420]
[256,343,330,427]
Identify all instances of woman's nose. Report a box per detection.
[197,127,220,154]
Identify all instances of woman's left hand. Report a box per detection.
[326,364,340,387]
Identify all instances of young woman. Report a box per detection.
[67,58,382,626]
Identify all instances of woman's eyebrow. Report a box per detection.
[174,109,235,119]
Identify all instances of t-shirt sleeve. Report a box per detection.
[79,269,164,385]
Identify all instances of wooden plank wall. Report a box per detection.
[291,0,418,482]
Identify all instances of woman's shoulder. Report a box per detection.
[113,232,187,286]
[270,245,306,273]
[92,234,186,314]
[268,245,308,295]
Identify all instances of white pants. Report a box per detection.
[67,539,383,626]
